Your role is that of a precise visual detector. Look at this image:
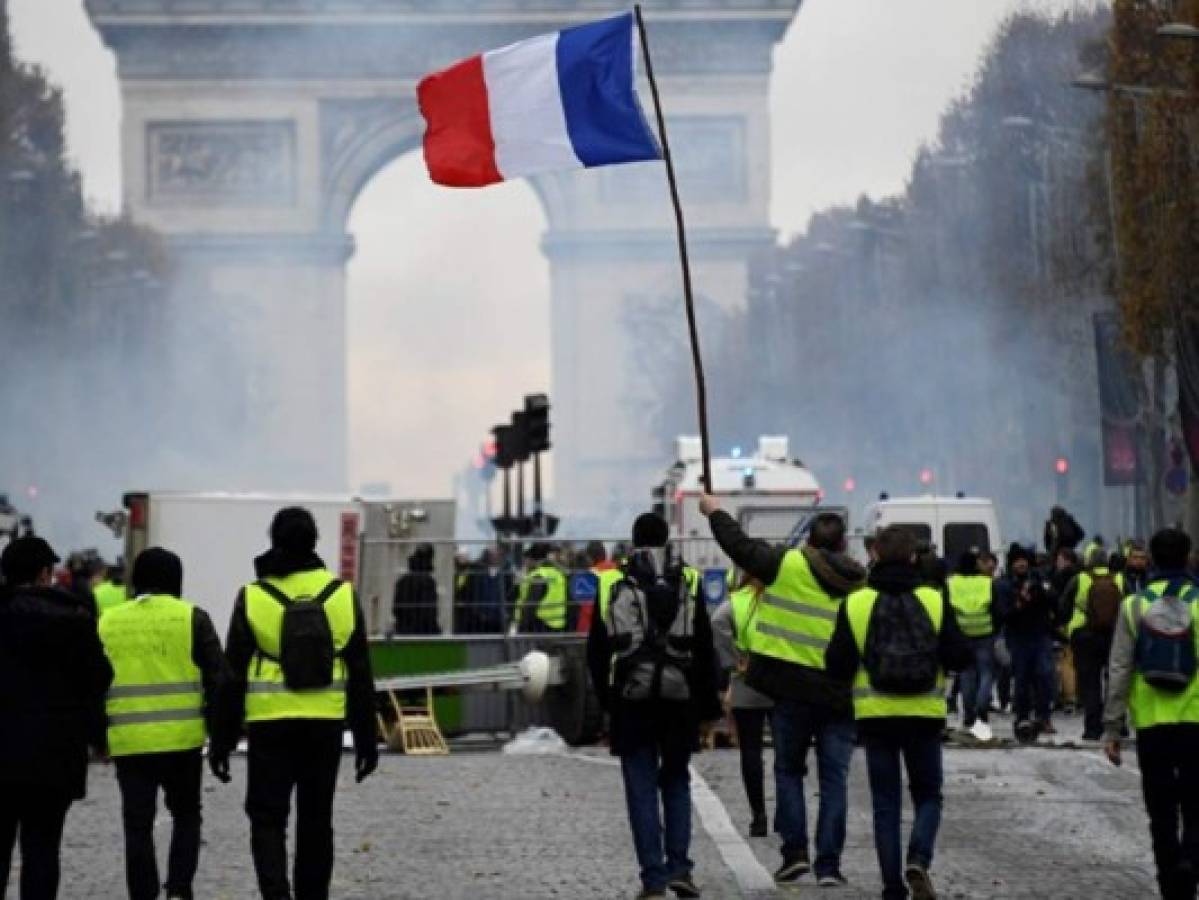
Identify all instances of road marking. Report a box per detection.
[561,751,776,895]
[689,765,777,894]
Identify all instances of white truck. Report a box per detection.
[856,494,1004,565]
[100,492,456,636]
[652,435,830,570]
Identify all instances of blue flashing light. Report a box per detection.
[731,446,742,459]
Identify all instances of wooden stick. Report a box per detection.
[633,4,713,492]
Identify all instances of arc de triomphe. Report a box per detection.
[86,0,800,528]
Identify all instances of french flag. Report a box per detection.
[417,12,662,188]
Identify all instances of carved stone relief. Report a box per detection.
[147,120,297,205]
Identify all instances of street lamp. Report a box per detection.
[1158,22,1199,40]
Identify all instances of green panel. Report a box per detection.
[369,639,469,731]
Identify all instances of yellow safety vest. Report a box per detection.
[947,574,993,638]
[729,586,761,652]
[1124,580,1199,731]
[244,570,355,723]
[845,586,947,720]
[94,580,127,617]
[1068,569,1126,637]
[595,568,625,624]
[515,564,568,631]
[99,594,205,756]
[746,549,841,670]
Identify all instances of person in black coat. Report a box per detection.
[0,536,113,899]
[391,543,441,635]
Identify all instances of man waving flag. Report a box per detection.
[417,11,662,188]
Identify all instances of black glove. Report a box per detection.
[355,750,378,783]
[208,750,232,784]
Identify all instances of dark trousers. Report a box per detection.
[864,730,944,900]
[245,720,344,900]
[1072,630,1112,738]
[619,741,693,893]
[0,788,71,900]
[732,708,769,823]
[1138,724,1199,900]
[1008,633,1055,724]
[114,749,204,900]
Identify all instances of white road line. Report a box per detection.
[689,765,778,894]
[560,751,777,895]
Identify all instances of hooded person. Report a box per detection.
[586,513,721,900]
[0,536,113,899]
[698,495,865,887]
[392,543,440,635]
[213,507,378,900]
[994,543,1055,739]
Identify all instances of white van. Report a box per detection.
[857,495,1003,565]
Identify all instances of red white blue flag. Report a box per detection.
[417,12,662,188]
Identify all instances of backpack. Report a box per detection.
[1134,581,1198,693]
[863,592,940,695]
[1084,574,1123,634]
[255,579,343,690]
[609,548,693,702]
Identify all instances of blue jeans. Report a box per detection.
[620,743,693,892]
[958,636,994,725]
[1007,632,1055,723]
[865,731,944,900]
[770,699,855,876]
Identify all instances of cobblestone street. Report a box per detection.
[36,717,1158,899]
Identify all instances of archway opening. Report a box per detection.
[346,151,550,502]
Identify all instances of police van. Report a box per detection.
[856,494,1003,565]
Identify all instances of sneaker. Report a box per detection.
[774,853,811,884]
[635,890,666,900]
[970,720,994,742]
[749,817,768,838]
[905,864,937,900]
[817,872,847,887]
[668,876,701,898]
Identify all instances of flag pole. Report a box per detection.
[633,3,713,492]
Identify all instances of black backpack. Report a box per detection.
[863,592,940,695]
[255,579,343,690]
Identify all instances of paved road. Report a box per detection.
[21,717,1158,898]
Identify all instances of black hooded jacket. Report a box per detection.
[214,550,376,759]
[0,584,113,799]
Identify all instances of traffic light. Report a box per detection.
[510,410,531,462]
[491,424,515,468]
[1054,456,1069,501]
[524,393,551,453]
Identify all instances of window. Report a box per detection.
[943,523,991,566]
[892,523,933,547]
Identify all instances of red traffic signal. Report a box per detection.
[1055,457,1069,475]
[919,468,934,486]
[843,477,856,493]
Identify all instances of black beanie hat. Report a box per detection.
[631,513,669,548]
[0,536,60,585]
[270,507,318,554]
[131,547,183,597]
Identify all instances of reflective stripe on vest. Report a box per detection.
[244,570,355,723]
[947,574,993,638]
[1124,580,1199,731]
[845,586,947,720]
[1068,569,1126,637]
[747,550,841,670]
[100,594,205,756]
[516,564,568,631]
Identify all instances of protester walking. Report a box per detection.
[1064,548,1125,740]
[0,537,113,900]
[586,513,720,900]
[1103,528,1199,900]
[827,526,972,900]
[212,507,378,900]
[711,576,774,837]
[946,552,995,741]
[700,495,865,887]
[994,545,1056,740]
[98,548,228,900]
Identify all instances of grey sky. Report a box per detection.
[9,0,1091,498]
